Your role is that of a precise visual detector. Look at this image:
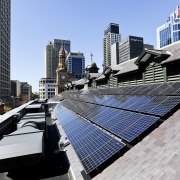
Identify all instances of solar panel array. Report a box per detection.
[62,93,180,117]
[61,100,160,143]
[54,104,125,174]
[54,82,180,175]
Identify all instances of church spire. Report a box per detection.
[57,45,66,70]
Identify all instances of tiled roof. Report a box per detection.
[94,109,180,180]
[113,41,180,77]
[95,73,106,81]
[89,73,101,79]
[114,58,138,76]
[75,78,88,86]
[161,41,180,64]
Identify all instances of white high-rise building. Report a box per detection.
[39,78,56,100]
[103,23,121,68]
[0,0,11,100]
[157,5,180,48]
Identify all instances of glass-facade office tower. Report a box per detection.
[0,0,11,100]
[119,36,144,64]
[66,52,85,80]
[45,39,71,78]
[103,23,121,68]
[157,5,180,48]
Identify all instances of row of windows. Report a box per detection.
[173,31,180,42]
[0,73,9,81]
[0,88,10,97]
[0,81,9,88]
[173,24,180,30]
[39,83,55,86]
[159,27,171,48]
[39,88,55,92]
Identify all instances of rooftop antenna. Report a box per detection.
[90,52,93,62]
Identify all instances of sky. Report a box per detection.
[11,0,180,92]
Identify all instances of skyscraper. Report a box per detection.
[66,52,85,79]
[45,39,70,78]
[0,0,11,101]
[103,23,121,68]
[157,5,180,48]
[119,36,144,64]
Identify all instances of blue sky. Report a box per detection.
[11,0,179,92]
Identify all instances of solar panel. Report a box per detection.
[107,112,143,137]
[102,95,118,107]
[55,105,125,174]
[90,107,117,122]
[99,110,128,127]
[81,138,125,174]
[80,104,96,117]
[149,96,180,116]
[116,86,133,95]
[56,110,78,127]
[135,96,167,115]
[55,82,180,174]
[132,85,148,95]
[70,101,161,143]
[117,95,141,109]
[172,82,180,95]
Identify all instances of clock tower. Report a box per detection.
[55,45,75,95]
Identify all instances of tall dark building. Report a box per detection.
[0,0,11,101]
[66,52,85,80]
[119,36,144,64]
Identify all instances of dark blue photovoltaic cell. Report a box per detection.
[135,96,167,115]
[100,95,114,105]
[72,129,105,150]
[56,110,78,127]
[86,109,103,120]
[75,132,113,160]
[110,95,128,107]
[91,107,118,122]
[56,82,180,173]
[127,96,150,111]
[69,129,104,151]
[107,113,143,136]
[79,103,94,115]
[55,106,125,174]
[98,110,131,130]
[149,96,180,116]
[133,85,149,95]
[81,139,125,174]
[95,109,124,126]
[81,105,160,143]
[117,96,141,108]
[118,115,159,142]
[94,95,110,104]
[172,82,180,95]
[100,114,123,130]
[102,95,119,106]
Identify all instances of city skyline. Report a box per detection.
[11,0,179,92]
